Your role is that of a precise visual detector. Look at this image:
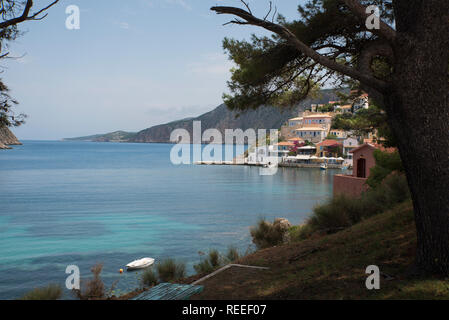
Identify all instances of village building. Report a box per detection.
[297,145,317,155]
[333,143,395,197]
[280,117,303,140]
[334,104,352,113]
[280,111,334,142]
[247,144,284,165]
[302,113,333,127]
[276,141,294,153]
[329,129,348,139]
[316,139,343,158]
[247,146,268,164]
[343,137,359,160]
[288,117,303,127]
[353,93,369,112]
[287,137,305,144]
[294,127,327,143]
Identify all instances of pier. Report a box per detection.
[194,160,346,169]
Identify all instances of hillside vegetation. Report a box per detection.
[191,202,449,300]
[63,131,137,142]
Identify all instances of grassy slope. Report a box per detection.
[191,202,449,300]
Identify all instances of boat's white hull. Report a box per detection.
[126,258,155,271]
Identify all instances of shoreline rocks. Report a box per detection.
[0,142,12,149]
[273,218,292,231]
[273,218,292,243]
[0,126,22,149]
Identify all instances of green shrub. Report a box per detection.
[289,223,315,242]
[367,150,404,188]
[194,259,214,274]
[194,247,242,274]
[208,249,221,268]
[225,246,240,262]
[309,195,362,232]
[303,173,411,238]
[359,187,389,218]
[194,249,226,274]
[360,173,410,218]
[141,268,158,287]
[156,259,186,282]
[250,219,285,249]
[21,284,62,300]
[383,172,410,204]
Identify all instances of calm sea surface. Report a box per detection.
[0,141,341,299]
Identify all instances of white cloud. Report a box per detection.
[188,53,234,76]
[164,0,191,10]
[119,22,130,29]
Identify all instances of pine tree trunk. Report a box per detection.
[386,0,449,274]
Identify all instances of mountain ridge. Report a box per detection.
[65,89,342,143]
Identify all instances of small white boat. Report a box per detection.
[126,257,155,271]
[320,163,328,170]
[263,162,277,168]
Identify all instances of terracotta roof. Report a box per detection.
[373,144,396,153]
[317,139,342,147]
[350,143,396,154]
[349,143,375,154]
[288,137,305,142]
[303,114,333,119]
[276,142,295,146]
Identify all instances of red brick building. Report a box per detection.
[333,143,394,197]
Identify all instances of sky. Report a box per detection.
[2,0,303,140]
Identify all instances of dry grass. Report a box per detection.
[141,268,158,287]
[20,284,62,300]
[225,246,240,262]
[250,219,286,249]
[156,259,186,282]
[73,263,105,300]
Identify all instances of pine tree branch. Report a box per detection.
[211,5,389,93]
[0,0,59,29]
[343,0,397,43]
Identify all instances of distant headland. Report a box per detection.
[64,89,342,144]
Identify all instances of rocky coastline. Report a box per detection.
[0,126,22,149]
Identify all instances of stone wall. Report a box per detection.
[333,174,368,198]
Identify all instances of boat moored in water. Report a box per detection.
[126,257,155,271]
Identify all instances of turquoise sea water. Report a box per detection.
[0,141,340,299]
